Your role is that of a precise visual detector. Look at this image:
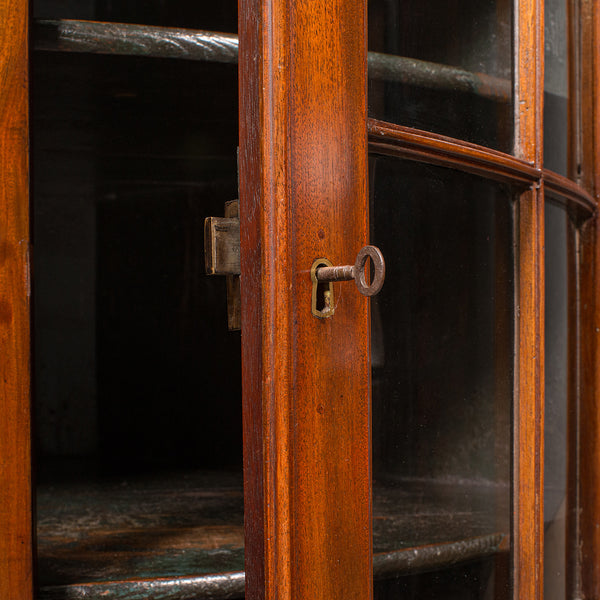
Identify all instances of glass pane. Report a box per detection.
[370,156,513,598]
[544,200,570,600]
[544,0,568,176]
[368,0,513,153]
[33,49,244,592]
[33,0,237,32]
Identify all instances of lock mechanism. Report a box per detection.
[311,245,386,318]
[204,200,241,330]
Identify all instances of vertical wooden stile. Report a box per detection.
[514,0,545,598]
[238,0,371,598]
[0,0,33,598]
[568,0,600,596]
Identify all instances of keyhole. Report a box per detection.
[311,259,335,318]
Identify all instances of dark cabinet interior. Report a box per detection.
[32,0,245,597]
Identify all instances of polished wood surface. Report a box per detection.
[239,0,370,598]
[566,219,581,600]
[369,119,541,185]
[544,169,597,216]
[569,0,600,596]
[369,120,597,221]
[515,188,545,600]
[514,0,544,598]
[0,0,33,598]
[577,218,600,599]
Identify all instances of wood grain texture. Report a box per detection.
[514,0,544,598]
[577,217,600,600]
[566,220,581,600]
[369,119,541,185]
[544,170,596,217]
[238,0,370,598]
[515,186,545,600]
[515,0,544,165]
[567,0,600,596]
[0,0,33,598]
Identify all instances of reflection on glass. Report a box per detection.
[544,0,568,176]
[544,201,569,600]
[370,156,513,599]
[368,0,513,152]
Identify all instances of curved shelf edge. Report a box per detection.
[33,19,239,64]
[38,571,246,600]
[373,532,507,580]
[37,534,508,599]
[33,20,508,102]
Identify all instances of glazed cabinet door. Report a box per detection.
[2,0,600,597]
[239,0,596,598]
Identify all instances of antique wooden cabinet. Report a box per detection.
[1,0,600,598]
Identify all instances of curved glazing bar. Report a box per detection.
[369,119,539,185]
[544,171,597,219]
[368,120,596,219]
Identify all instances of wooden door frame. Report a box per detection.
[238,0,372,598]
[514,0,545,598]
[568,0,600,597]
[0,0,33,598]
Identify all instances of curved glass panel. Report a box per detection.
[368,0,513,153]
[33,49,244,591]
[370,156,513,598]
[544,200,571,600]
[544,0,568,176]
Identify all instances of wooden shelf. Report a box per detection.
[37,472,508,599]
[37,470,245,599]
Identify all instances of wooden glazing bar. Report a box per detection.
[34,19,510,102]
[568,0,600,595]
[0,0,33,599]
[368,119,541,185]
[238,0,370,598]
[567,0,600,595]
[515,187,545,600]
[566,221,582,599]
[368,120,595,218]
[514,0,544,597]
[544,169,597,216]
[577,218,600,598]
